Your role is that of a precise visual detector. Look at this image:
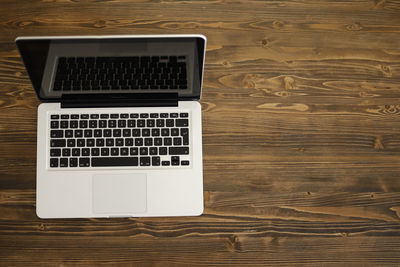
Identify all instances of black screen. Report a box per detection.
[16,36,206,101]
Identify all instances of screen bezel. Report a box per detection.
[16,35,206,102]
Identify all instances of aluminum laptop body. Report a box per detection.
[16,35,206,218]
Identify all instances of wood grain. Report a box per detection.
[1,0,400,265]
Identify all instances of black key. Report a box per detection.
[171,128,179,136]
[82,148,90,156]
[159,147,167,155]
[130,147,138,155]
[92,157,138,167]
[140,113,149,118]
[118,120,126,128]
[181,128,189,145]
[111,148,119,156]
[181,160,190,166]
[110,114,119,118]
[65,130,74,138]
[77,139,85,147]
[67,139,76,147]
[87,139,95,147]
[80,114,89,119]
[140,147,148,155]
[150,147,158,155]
[79,120,88,128]
[108,120,117,128]
[137,119,145,127]
[120,147,129,155]
[151,128,160,136]
[171,156,180,166]
[94,129,102,137]
[160,113,168,118]
[113,129,121,137]
[51,139,66,147]
[99,120,107,128]
[50,149,61,157]
[100,114,109,119]
[61,114,69,119]
[180,113,188,118]
[101,148,109,156]
[152,156,160,166]
[150,113,159,118]
[169,147,189,155]
[84,129,92,137]
[71,114,79,119]
[173,137,182,145]
[72,148,80,156]
[95,138,104,147]
[51,115,59,119]
[162,161,170,166]
[62,148,71,157]
[51,130,63,138]
[140,157,151,166]
[116,138,124,146]
[176,119,189,127]
[144,138,153,146]
[170,113,178,118]
[123,129,131,137]
[91,148,100,156]
[60,158,68,167]
[120,113,129,118]
[128,120,136,127]
[60,121,69,128]
[79,158,90,167]
[125,138,134,146]
[166,119,174,127]
[132,129,141,137]
[89,120,97,128]
[130,113,139,118]
[106,138,114,146]
[50,121,59,129]
[147,119,155,127]
[103,129,112,137]
[161,128,169,136]
[69,158,78,167]
[75,129,83,137]
[70,120,78,128]
[154,138,162,146]
[164,138,172,146]
[142,129,150,136]
[50,158,58,167]
[156,119,165,127]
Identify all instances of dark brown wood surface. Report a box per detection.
[1,0,400,265]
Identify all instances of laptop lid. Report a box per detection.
[16,35,206,103]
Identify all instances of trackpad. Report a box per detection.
[92,174,147,214]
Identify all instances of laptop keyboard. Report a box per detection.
[53,56,187,91]
[49,112,190,168]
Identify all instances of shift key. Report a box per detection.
[169,147,189,155]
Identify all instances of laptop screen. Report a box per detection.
[16,35,206,101]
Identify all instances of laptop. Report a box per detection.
[16,35,206,218]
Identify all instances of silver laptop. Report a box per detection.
[16,35,206,218]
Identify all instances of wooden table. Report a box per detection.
[1,0,400,265]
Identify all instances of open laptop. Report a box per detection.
[16,35,206,218]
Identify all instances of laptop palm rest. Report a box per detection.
[92,174,147,215]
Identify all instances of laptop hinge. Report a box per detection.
[61,93,178,108]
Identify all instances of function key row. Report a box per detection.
[51,119,189,129]
[50,113,188,120]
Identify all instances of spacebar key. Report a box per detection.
[92,157,138,167]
